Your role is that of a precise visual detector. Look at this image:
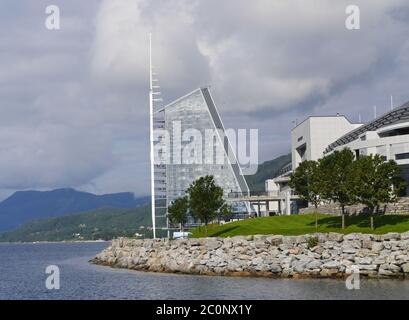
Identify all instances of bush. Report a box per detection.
[307,236,319,249]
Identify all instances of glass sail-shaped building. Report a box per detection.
[152,87,250,233]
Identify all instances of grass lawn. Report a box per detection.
[190,214,409,238]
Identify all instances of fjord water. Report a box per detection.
[0,242,408,300]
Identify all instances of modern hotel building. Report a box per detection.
[151,87,250,233]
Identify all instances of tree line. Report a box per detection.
[289,148,406,230]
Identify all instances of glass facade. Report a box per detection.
[156,87,249,222]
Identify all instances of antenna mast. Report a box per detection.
[149,33,156,239]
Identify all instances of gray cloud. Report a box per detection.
[1,0,409,200]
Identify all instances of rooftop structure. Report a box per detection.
[325,101,409,154]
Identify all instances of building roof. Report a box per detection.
[154,86,210,113]
[324,100,409,154]
[291,115,357,132]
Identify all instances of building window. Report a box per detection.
[297,136,303,142]
[395,152,409,160]
[360,135,366,141]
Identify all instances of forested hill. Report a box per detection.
[0,188,149,232]
[0,206,152,242]
[245,153,291,191]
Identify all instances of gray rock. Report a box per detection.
[322,261,340,269]
[342,247,357,254]
[402,263,409,273]
[389,241,401,251]
[328,232,344,242]
[373,257,386,265]
[320,268,339,276]
[279,244,292,251]
[340,259,353,266]
[329,249,342,257]
[266,235,283,246]
[323,241,335,249]
[321,250,331,259]
[205,239,222,250]
[238,254,252,261]
[288,247,301,255]
[362,240,373,249]
[251,256,264,266]
[293,263,308,273]
[372,242,384,253]
[379,268,394,276]
[282,236,298,245]
[295,235,308,244]
[310,245,324,254]
[356,264,378,271]
[343,233,362,241]
[315,233,328,242]
[92,232,409,279]
[306,260,322,269]
[387,264,401,272]
[401,231,409,240]
[381,233,401,241]
[253,235,268,242]
[355,257,373,265]
[270,264,282,273]
[379,249,392,257]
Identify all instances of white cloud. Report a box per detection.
[0,125,114,189]
[90,0,209,92]
[1,0,409,200]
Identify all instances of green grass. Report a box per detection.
[190,214,409,237]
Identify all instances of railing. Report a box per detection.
[276,162,292,177]
[228,191,279,198]
[228,190,298,199]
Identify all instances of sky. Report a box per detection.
[1,0,409,200]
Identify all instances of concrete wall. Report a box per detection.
[291,116,360,170]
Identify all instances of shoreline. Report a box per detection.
[0,239,109,245]
[91,232,409,279]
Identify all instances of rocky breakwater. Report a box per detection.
[91,232,409,279]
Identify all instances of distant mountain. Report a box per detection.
[0,188,149,232]
[245,153,291,192]
[0,206,154,242]
[0,154,291,235]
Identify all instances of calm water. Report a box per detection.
[0,242,409,300]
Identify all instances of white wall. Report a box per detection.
[291,116,360,170]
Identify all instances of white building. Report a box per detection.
[291,116,362,170]
[267,100,409,213]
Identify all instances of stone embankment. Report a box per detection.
[91,232,409,279]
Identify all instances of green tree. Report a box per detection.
[168,196,189,232]
[319,149,355,229]
[219,203,233,223]
[187,175,225,236]
[289,160,322,232]
[350,155,405,230]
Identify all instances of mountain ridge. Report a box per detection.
[0,153,290,239]
[245,153,291,191]
[0,188,149,232]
